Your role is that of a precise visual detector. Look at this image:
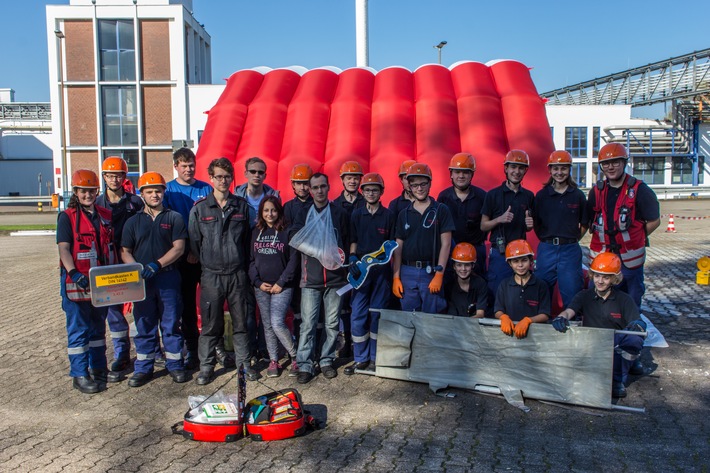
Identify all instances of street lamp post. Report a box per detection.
[434,41,447,65]
[54,29,69,208]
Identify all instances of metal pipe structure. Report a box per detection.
[355,0,369,67]
[434,41,447,65]
[54,29,68,207]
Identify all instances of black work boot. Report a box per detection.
[73,376,99,394]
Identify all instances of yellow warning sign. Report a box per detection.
[95,271,140,287]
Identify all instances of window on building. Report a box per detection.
[197,130,203,144]
[592,127,600,158]
[565,127,587,158]
[631,157,665,185]
[550,127,554,140]
[102,86,138,146]
[571,163,587,188]
[672,156,704,184]
[99,20,135,81]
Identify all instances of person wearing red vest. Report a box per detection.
[57,170,116,394]
[587,143,660,310]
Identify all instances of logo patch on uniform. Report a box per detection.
[377,227,386,235]
[160,223,172,230]
[610,312,622,319]
[526,300,539,307]
[627,188,635,199]
[201,216,217,222]
[230,213,245,220]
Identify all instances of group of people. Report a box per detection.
[58,142,659,399]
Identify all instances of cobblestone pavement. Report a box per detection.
[0,201,708,472]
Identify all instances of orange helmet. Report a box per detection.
[137,172,166,191]
[406,163,432,180]
[598,143,628,163]
[449,153,476,172]
[290,163,313,182]
[504,150,530,166]
[71,170,100,189]
[398,160,417,177]
[339,161,364,176]
[505,239,534,260]
[548,150,572,166]
[451,242,477,263]
[589,252,622,275]
[102,156,128,174]
[360,172,384,189]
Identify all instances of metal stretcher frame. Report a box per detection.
[373,309,644,412]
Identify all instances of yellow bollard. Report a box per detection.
[38,202,43,212]
[697,257,710,285]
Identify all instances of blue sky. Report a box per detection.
[2,0,708,115]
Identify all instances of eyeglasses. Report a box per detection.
[409,182,430,190]
[248,169,265,175]
[362,188,381,194]
[211,174,233,181]
[600,160,625,169]
[103,174,125,181]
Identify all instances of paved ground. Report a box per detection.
[0,200,708,472]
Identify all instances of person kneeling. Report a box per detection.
[551,252,646,399]
[494,240,550,339]
[445,243,487,318]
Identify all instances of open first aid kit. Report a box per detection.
[172,366,317,442]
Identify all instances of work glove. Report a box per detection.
[69,269,89,290]
[348,255,361,280]
[392,277,403,299]
[514,317,533,339]
[625,319,647,332]
[499,314,515,336]
[141,261,161,280]
[428,271,444,294]
[551,316,570,333]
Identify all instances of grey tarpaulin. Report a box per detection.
[375,309,615,410]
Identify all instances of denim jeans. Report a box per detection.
[254,287,295,361]
[486,248,513,298]
[535,242,583,308]
[298,286,343,375]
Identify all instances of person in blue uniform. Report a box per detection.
[437,152,488,277]
[121,172,187,387]
[481,150,535,298]
[95,156,144,382]
[344,173,396,375]
[388,159,417,217]
[533,150,588,308]
[445,243,487,318]
[189,158,256,385]
[163,148,212,370]
[57,170,115,394]
[494,240,550,339]
[551,252,647,398]
[392,163,455,314]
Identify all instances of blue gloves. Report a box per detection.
[551,316,570,333]
[141,261,161,279]
[69,269,89,290]
[348,255,361,279]
[625,319,647,332]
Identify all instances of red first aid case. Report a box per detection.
[177,411,244,442]
[246,389,313,441]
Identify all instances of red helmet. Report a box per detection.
[505,239,534,260]
[71,170,100,189]
[406,163,432,180]
[504,150,530,166]
[548,150,572,166]
[449,153,476,172]
[102,156,128,174]
[590,252,622,275]
[598,143,628,163]
[360,173,384,189]
[339,161,364,176]
[451,243,477,263]
[398,160,417,177]
[137,172,166,191]
[290,163,313,182]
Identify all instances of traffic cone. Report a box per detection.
[665,214,677,233]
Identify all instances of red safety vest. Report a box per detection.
[589,174,646,269]
[61,206,115,301]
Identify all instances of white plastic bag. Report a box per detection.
[290,205,343,270]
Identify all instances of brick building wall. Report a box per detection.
[143,85,173,145]
[64,21,95,81]
[70,150,100,175]
[140,20,171,81]
[145,150,174,178]
[67,86,97,146]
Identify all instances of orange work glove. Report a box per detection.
[514,317,533,339]
[499,314,515,336]
[428,271,444,294]
[392,277,404,298]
